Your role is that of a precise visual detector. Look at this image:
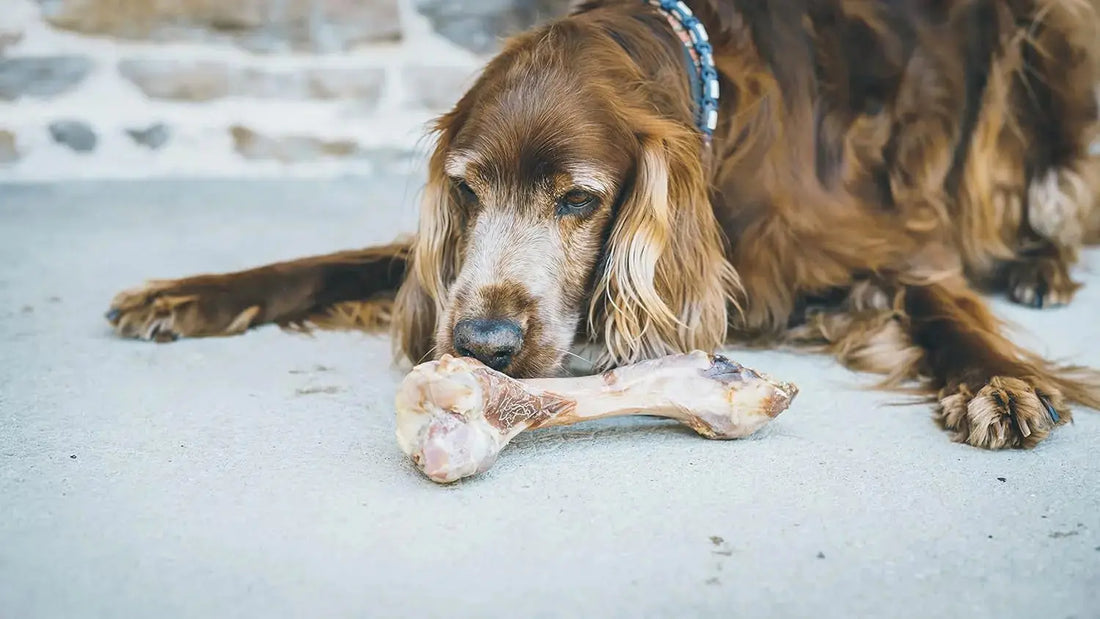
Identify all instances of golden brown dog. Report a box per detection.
[108,0,1100,449]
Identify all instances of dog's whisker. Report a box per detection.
[558,348,594,366]
[552,347,596,373]
[416,345,440,365]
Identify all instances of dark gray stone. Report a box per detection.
[415,0,572,54]
[49,120,98,153]
[0,56,93,100]
[39,0,401,54]
[126,123,171,150]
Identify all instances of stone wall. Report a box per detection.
[0,0,571,180]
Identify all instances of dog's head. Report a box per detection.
[393,11,738,378]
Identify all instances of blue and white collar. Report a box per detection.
[646,0,720,142]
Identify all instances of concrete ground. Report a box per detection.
[1,179,1098,618]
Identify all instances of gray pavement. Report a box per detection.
[1,179,1098,618]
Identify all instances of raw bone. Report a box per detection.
[395,351,799,483]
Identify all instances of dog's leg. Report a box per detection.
[785,281,923,387]
[1006,158,1096,310]
[885,45,965,230]
[789,277,1099,448]
[903,277,1099,449]
[107,241,409,342]
[1003,1,1100,307]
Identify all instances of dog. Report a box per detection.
[106,0,1100,450]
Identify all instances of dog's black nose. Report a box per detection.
[453,318,523,372]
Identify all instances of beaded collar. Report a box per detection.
[646,0,720,142]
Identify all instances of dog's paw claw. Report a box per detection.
[1038,393,1061,424]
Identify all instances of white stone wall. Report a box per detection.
[5,0,1095,183]
[0,0,501,181]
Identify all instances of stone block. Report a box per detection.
[126,123,171,149]
[39,0,401,53]
[362,147,420,176]
[118,59,230,101]
[231,125,360,163]
[0,56,93,100]
[118,59,385,105]
[305,67,385,101]
[415,0,572,54]
[0,130,19,163]
[49,120,98,153]
[0,29,23,54]
[236,67,305,98]
[401,65,478,111]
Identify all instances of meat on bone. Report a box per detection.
[395,351,799,483]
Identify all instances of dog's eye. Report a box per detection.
[557,189,597,216]
[456,180,478,203]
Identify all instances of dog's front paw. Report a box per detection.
[935,377,1070,449]
[107,280,260,342]
[1006,256,1080,309]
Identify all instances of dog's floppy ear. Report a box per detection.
[392,112,467,365]
[589,119,740,367]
